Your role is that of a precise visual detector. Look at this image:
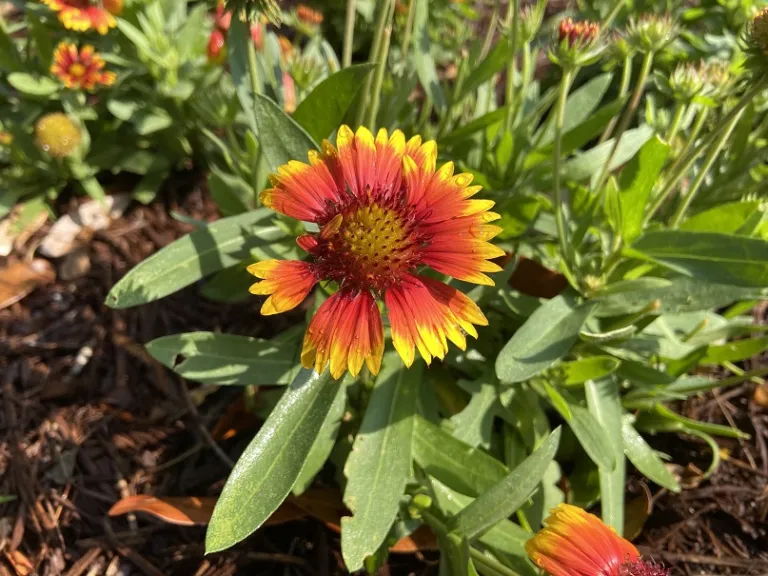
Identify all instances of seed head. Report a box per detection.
[35,113,80,158]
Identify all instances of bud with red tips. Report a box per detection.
[214,0,232,31]
[549,18,603,69]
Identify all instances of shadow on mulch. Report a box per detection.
[0,175,766,575]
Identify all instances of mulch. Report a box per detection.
[0,177,766,575]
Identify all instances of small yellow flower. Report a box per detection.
[0,131,12,146]
[35,113,81,158]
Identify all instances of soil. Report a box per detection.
[1,179,767,575]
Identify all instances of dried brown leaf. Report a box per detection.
[0,259,55,310]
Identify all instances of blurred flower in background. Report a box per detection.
[41,0,122,34]
[51,42,116,90]
[35,113,81,158]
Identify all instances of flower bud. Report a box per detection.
[518,0,546,44]
[35,113,80,158]
[549,18,603,69]
[207,29,227,64]
[215,1,232,31]
[223,0,281,26]
[626,14,678,54]
[657,61,706,103]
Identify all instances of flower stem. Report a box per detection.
[666,101,686,143]
[599,55,632,144]
[246,29,261,98]
[355,0,391,126]
[554,68,576,283]
[342,0,356,68]
[594,50,654,195]
[365,1,394,129]
[648,76,767,218]
[504,0,520,132]
[400,0,417,58]
[469,548,523,576]
[668,108,743,227]
[601,0,625,29]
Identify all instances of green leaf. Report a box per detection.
[107,99,141,121]
[105,209,283,308]
[205,369,337,553]
[703,336,768,364]
[341,355,420,571]
[545,388,615,471]
[621,418,680,492]
[618,136,670,242]
[254,94,318,172]
[429,477,536,576]
[449,428,561,539]
[496,294,596,384]
[208,166,252,216]
[0,18,22,72]
[200,264,253,303]
[133,109,173,135]
[440,108,507,147]
[551,356,621,386]
[538,73,613,146]
[680,201,763,235]
[146,332,298,385]
[228,18,258,133]
[458,38,512,102]
[292,64,374,143]
[413,415,507,497]
[627,231,768,288]
[591,276,765,317]
[585,379,625,533]
[411,0,446,113]
[7,73,59,97]
[293,378,349,495]
[449,378,497,449]
[562,126,654,181]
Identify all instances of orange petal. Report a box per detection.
[301,291,384,379]
[247,260,317,315]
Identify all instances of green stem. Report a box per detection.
[469,548,522,576]
[669,108,743,227]
[554,68,576,283]
[601,0,626,29]
[666,101,686,143]
[644,106,709,224]
[504,0,520,132]
[401,0,418,58]
[246,32,261,98]
[342,0,356,68]
[599,55,633,144]
[355,0,390,126]
[480,2,501,60]
[515,41,532,120]
[365,2,394,129]
[594,50,654,195]
[652,76,767,213]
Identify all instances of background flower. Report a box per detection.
[51,42,116,90]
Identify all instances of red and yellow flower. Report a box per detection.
[41,0,123,34]
[248,125,504,379]
[51,42,116,90]
[526,504,668,576]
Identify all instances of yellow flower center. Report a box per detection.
[69,63,86,77]
[314,201,425,293]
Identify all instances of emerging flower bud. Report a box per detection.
[207,29,227,64]
[657,61,706,103]
[519,1,546,44]
[748,8,768,54]
[35,112,81,158]
[223,0,281,26]
[214,0,232,31]
[293,4,323,36]
[549,18,603,69]
[626,14,678,54]
[558,18,599,48]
